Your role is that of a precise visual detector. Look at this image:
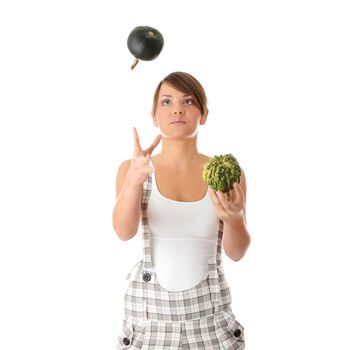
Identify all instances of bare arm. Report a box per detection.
[209,168,251,261]
[112,160,143,240]
[222,168,251,261]
[112,127,162,241]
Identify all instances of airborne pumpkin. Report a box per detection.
[127,26,164,69]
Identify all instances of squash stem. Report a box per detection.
[131,58,139,70]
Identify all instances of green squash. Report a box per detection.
[127,26,164,69]
[202,154,241,201]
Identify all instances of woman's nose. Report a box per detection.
[172,102,184,115]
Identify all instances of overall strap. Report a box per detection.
[141,174,153,268]
[216,219,224,267]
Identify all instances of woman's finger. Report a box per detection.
[209,188,224,209]
[233,183,244,205]
[133,127,143,157]
[216,190,233,211]
[144,134,162,156]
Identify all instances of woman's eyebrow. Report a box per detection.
[160,94,191,98]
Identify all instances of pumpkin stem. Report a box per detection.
[131,58,139,70]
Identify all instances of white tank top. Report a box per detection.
[146,158,219,291]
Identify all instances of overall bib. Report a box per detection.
[117,173,245,350]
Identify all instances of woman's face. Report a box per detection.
[152,83,207,139]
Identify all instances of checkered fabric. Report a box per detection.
[117,174,245,349]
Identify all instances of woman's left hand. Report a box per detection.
[208,182,245,224]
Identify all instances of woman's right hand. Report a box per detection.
[124,127,162,187]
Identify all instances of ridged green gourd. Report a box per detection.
[202,154,241,201]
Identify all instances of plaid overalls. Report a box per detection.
[117,173,245,349]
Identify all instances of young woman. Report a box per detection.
[112,71,250,349]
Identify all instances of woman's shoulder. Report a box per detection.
[118,158,132,171]
[115,159,132,184]
[200,153,211,159]
[199,153,211,163]
[114,159,133,198]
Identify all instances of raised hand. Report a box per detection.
[125,127,162,186]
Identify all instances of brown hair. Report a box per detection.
[152,71,208,116]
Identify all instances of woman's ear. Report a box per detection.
[200,109,209,124]
[151,112,158,127]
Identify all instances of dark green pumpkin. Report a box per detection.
[127,26,164,69]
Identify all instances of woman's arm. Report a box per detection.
[112,128,161,241]
[223,216,251,261]
[112,159,143,241]
[209,168,251,261]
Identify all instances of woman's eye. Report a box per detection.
[161,99,171,106]
[184,99,194,105]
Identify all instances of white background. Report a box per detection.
[1,0,349,349]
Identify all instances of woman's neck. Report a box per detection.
[155,138,202,168]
